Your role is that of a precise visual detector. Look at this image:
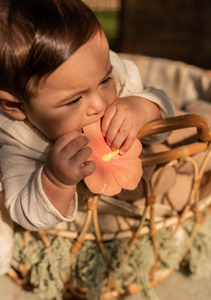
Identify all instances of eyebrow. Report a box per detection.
[58,64,113,105]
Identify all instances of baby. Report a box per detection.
[0,0,174,274]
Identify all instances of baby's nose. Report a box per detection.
[87,95,105,115]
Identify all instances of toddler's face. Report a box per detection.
[23,32,117,140]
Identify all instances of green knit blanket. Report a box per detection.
[12,212,211,300]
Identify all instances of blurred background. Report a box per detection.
[83,0,211,69]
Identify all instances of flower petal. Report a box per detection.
[83,120,105,146]
[83,133,105,161]
[83,120,143,196]
[111,158,143,190]
[83,120,111,159]
[114,139,142,161]
[84,158,122,196]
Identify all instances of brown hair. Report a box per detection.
[0,0,102,103]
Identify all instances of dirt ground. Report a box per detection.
[1,269,211,300]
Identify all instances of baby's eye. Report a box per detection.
[67,96,81,106]
[101,77,112,85]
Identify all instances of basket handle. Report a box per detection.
[137,114,211,142]
[137,114,211,166]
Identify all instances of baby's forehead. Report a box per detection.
[41,34,110,81]
[33,36,111,102]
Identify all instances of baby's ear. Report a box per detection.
[0,90,26,120]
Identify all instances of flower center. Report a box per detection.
[102,149,120,161]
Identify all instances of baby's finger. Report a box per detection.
[119,129,137,155]
[54,131,82,151]
[71,146,93,168]
[101,106,116,137]
[104,116,126,148]
[110,119,133,151]
[61,135,89,158]
[79,160,96,179]
[110,129,128,151]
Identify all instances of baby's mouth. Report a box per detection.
[81,114,105,133]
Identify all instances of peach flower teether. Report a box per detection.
[83,120,143,196]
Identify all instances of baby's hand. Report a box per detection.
[44,131,95,188]
[101,96,161,154]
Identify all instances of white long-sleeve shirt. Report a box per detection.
[0,51,174,274]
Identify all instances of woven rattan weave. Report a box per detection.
[7,114,211,300]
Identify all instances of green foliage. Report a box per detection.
[94,11,121,50]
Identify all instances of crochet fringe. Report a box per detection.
[12,212,211,300]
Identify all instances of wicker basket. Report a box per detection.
[7,114,211,300]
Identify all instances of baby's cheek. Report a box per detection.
[107,83,117,107]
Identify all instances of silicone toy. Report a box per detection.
[83,120,143,196]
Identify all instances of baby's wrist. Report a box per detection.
[41,169,76,216]
[42,168,76,192]
[138,97,161,123]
